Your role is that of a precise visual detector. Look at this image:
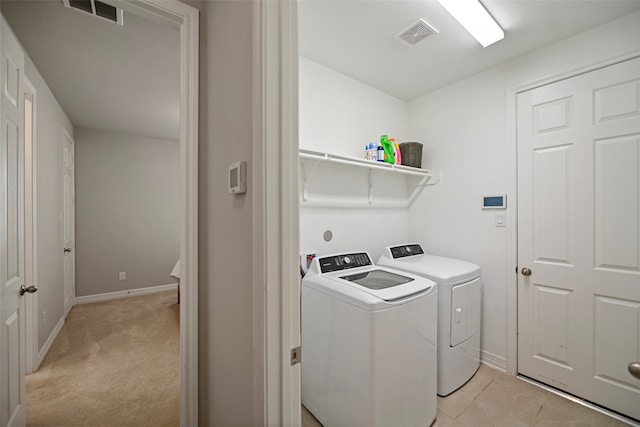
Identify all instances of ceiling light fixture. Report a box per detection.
[436,0,504,47]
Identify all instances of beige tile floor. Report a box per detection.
[301,364,635,426]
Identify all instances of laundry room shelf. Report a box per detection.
[299,149,440,207]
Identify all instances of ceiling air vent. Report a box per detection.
[63,0,123,26]
[395,18,438,47]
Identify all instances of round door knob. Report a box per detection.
[629,362,640,380]
[521,267,532,276]
[20,285,38,296]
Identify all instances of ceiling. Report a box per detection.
[299,0,640,101]
[1,0,180,141]
[2,0,639,137]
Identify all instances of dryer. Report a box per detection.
[302,252,438,427]
[378,244,482,396]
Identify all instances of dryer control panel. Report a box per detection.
[319,252,372,273]
[389,244,424,259]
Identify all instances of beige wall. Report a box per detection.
[195,1,257,425]
[74,127,179,297]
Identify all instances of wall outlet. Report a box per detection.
[119,272,126,281]
[42,310,47,327]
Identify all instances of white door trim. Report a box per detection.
[505,49,640,375]
[252,0,300,425]
[61,126,74,318]
[117,1,199,426]
[23,76,38,374]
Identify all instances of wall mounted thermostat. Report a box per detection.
[482,194,506,209]
[229,161,247,194]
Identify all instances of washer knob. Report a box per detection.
[343,256,351,264]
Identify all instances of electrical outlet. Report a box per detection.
[119,272,126,281]
[42,310,47,327]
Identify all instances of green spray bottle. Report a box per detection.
[380,135,395,164]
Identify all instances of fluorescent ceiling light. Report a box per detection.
[437,0,504,47]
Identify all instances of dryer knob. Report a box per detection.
[344,256,351,264]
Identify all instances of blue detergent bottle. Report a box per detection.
[377,143,384,162]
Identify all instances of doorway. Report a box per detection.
[1,0,199,424]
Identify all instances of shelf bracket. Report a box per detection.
[425,169,441,186]
[414,169,441,187]
[302,163,309,202]
[368,169,373,204]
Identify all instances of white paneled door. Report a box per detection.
[62,129,74,317]
[517,56,640,421]
[0,17,26,426]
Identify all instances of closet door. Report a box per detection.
[517,56,640,420]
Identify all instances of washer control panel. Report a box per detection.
[389,244,424,259]
[319,252,372,273]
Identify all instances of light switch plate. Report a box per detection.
[495,214,506,227]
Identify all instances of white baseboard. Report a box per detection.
[75,283,178,305]
[480,350,507,372]
[36,316,65,370]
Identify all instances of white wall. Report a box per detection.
[299,57,411,260]
[299,165,412,260]
[74,127,179,297]
[300,56,408,158]
[407,11,640,368]
[24,54,73,353]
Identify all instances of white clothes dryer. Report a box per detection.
[302,252,438,427]
[378,244,482,396]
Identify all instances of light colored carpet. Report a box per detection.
[26,290,180,427]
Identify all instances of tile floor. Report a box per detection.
[301,364,634,426]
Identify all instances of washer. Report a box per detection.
[378,244,482,396]
[302,252,437,427]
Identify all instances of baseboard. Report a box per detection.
[36,316,65,370]
[480,349,507,372]
[75,283,178,305]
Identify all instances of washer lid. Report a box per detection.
[336,268,433,302]
[378,247,480,285]
[303,267,435,309]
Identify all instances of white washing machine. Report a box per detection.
[302,252,437,427]
[378,244,482,396]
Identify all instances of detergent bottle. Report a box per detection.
[390,137,401,165]
[380,135,395,164]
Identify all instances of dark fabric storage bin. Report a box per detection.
[399,142,423,168]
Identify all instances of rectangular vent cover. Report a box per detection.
[395,18,438,47]
[63,0,123,25]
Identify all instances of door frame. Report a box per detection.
[505,49,640,375]
[252,0,300,425]
[117,1,199,425]
[61,126,74,318]
[23,76,38,374]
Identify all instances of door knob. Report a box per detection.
[64,248,72,253]
[629,362,640,380]
[521,267,532,276]
[20,285,38,296]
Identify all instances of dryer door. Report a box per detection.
[450,277,482,347]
